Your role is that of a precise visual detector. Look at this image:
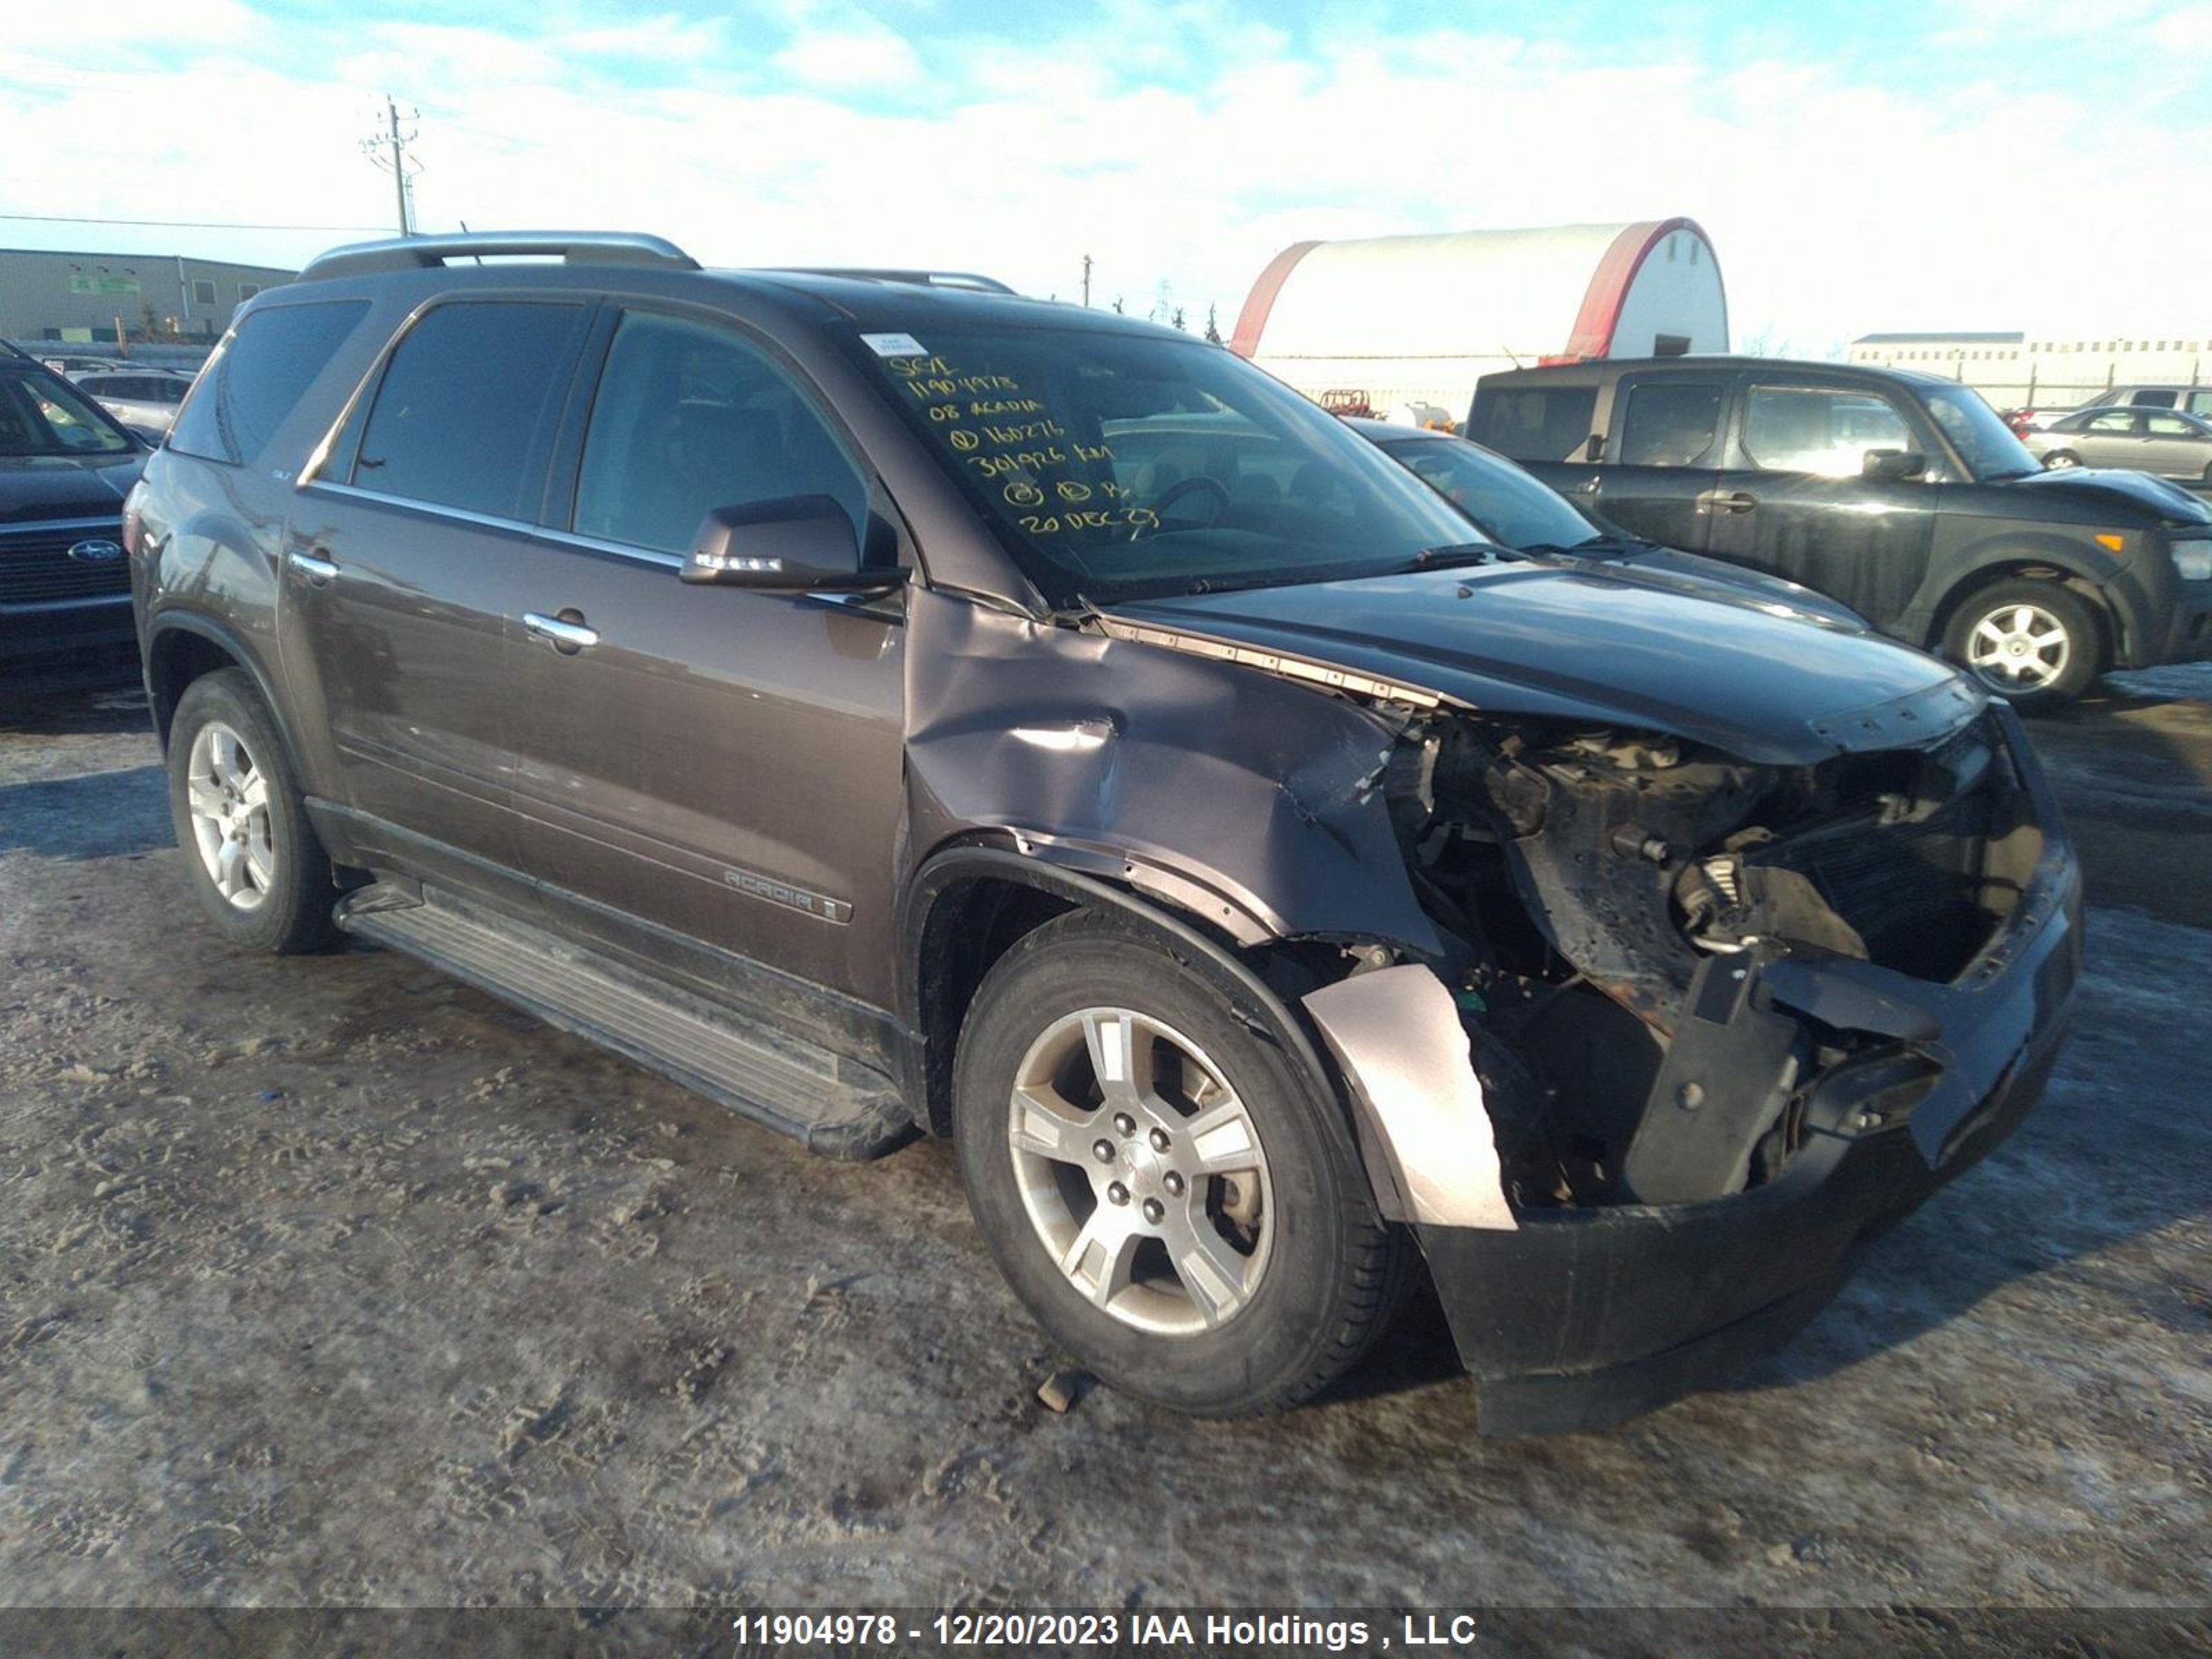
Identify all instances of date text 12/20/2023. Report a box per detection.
[727,1611,1486,1650]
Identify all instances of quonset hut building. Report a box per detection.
[1228,219,1728,424]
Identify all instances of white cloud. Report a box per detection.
[562,12,730,62]
[2150,0,2212,48]
[5,0,2210,355]
[10,0,256,51]
[773,25,922,88]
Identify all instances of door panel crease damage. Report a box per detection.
[906,587,2081,1432]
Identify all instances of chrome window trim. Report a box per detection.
[300,480,686,570]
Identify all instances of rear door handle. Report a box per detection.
[523,611,599,653]
[1696,489,1759,514]
[288,548,339,581]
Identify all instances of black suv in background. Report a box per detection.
[126,234,2079,1434]
[1472,357,2212,708]
[1,346,146,679]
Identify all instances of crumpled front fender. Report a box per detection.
[903,588,1440,955]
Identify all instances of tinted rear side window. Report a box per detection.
[350,302,581,520]
[1471,384,1597,461]
[170,300,368,467]
[1617,382,1724,467]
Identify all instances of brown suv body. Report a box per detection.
[128,236,2081,1432]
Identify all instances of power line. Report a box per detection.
[0,211,387,232]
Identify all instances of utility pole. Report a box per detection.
[362,97,421,236]
[1081,254,1091,309]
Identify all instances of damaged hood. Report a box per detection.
[1109,564,1985,765]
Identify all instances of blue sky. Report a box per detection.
[8,0,2210,352]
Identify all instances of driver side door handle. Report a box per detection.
[1696,489,1759,515]
[523,610,600,653]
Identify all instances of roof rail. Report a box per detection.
[301,231,700,282]
[776,268,1018,296]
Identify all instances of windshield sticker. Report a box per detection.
[861,332,930,359]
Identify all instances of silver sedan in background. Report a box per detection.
[2026,405,2212,482]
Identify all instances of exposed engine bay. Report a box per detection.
[1367,706,2042,1210]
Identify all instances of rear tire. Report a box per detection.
[166,669,338,953]
[1942,579,2103,711]
[953,911,1411,1416]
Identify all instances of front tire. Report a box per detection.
[166,669,337,953]
[1942,579,2104,711]
[953,912,1409,1416]
[2043,450,2081,469]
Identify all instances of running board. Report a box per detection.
[335,883,914,1161]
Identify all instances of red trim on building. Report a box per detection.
[1228,240,1320,358]
[1557,216,1709,361]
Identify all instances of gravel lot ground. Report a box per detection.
[1,660,2209,1624]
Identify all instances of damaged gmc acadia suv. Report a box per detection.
[128,234,2081,1434]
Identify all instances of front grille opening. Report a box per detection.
[0,525,131,603]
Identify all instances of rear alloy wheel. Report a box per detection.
[1943,579,2103,711]
[167,669,338,953]
[954,912,1410,1416]
[185,720,278,914]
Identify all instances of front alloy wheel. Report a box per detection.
[1966,601,2072,693]
[1008,1006,1273,1334]
[954,912,1411,1417]
[1942,579,2103,710]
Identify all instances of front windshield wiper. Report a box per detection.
[1517,537,1638,561]
[1393,542,1506,573]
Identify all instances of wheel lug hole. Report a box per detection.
[1141,1197,1164,1225]
[1112,1112,1136,1137]
[1163,1172,1184,1197]
[1106,1181,1130,1206]
[1091,1139,1115,1164]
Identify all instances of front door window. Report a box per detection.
[1744,386,1915,478]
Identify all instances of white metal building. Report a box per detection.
[1228,219,1729,420]
[1849,330,2211,409]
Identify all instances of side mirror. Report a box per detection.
[1584,432,1605,463]
[679,495,893,591]
[1862,448,1928,482]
